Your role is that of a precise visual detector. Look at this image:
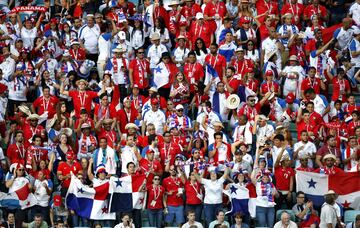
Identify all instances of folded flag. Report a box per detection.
[296,171,360,208]
[0,183,37,209]
[218,42,236,62]
[204,64,220,95]
[108,175,146,212]
[66,175,116,220]
[153,62,170,89]
[224,184,256,218]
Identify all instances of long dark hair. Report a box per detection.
[153,16,166,35]
[131,20,144,42]
[194,38,207,55]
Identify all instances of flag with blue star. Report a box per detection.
[109,174,146,212]
[224,184,254,217]
[0,183,37,209]
[66,175,116,220]
[153,62,170,89]
[297,170,360,209]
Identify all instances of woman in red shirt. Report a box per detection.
[156,52,179,98]
[180,171,203,222]
[147,175,165,228]
[169,72,190,107]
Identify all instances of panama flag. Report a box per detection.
[0,184,37,209]
[153,62,170,89]
[296,171,360,209]
[66,176,116,220]
[204,64,220,96]
[108,174,146,212]
[224,184,256,218]
[218,42,236,62]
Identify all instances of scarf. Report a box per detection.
[14,76,26,91]
[131,95,143,109]
[97,105,110,120]
[79,134,97,154]
[93,146,117,174]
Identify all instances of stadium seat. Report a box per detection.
[344,210,360,224]
[276,209,296,222]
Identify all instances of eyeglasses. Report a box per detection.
[177,109,184,112]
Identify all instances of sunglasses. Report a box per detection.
[148,128,155,131]
[154,178,160,180]
[18,169,24,171]
[138,52,145,54]
[249,99,256,102]
[177,109,184,112]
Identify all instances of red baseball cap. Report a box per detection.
[245,68,254,74]
[53,195,62,207]
[286,92,295,104]
[151,98,159,105]
[66,151,75,160]
[265,70,273,77]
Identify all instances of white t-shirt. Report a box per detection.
[201,177,225,204]
[181,221,204,228]
[34,179,52,207]
[20,27,37,49]
[121,146,139,173]
[143,109,166,135]
[8,76,28,101]
[98,34,112,62]
[319,203,337,228]
[78,24,101,54]
[147,44,167,68]
[262,37,282,69]
[173,47,190,67]
[349,2,360,26]
[294,141,317,168]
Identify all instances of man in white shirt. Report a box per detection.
[0,46,15,80]
[294,131,317,168]
[143,98,166,135]
[253,115,275,146]
[147,33,167,69]
[261,27,284,70]
[272,134,289,169]
[121,135,139,174]
[320,191,338,228]
[181,210,204,228]
[348,0,360,26]
[78,14,100,61]
[274,211,298,228]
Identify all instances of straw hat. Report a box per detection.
[18,105,31,116]
[226,94,240,110]
[125,123,139,130]
[26,114,40,120]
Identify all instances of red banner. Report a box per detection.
[10,6,47,14]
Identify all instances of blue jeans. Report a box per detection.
[71,214,89,227]
[256,206,275,227]
[165,205,185,226]
[185,204,203,222]
[204,203,222,225]
[147,209,163,228]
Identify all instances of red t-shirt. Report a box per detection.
[230,59,254,77]
[7,143,29,165]
[159,142,181,167]
[301,77,322,94]
[93,104,116,120]
[204,54,227,80]
[68,90,98,117]
[189,21,212,48]
[303,4,327,25]
[147,185,165,209]
[204,1,227,33]
[184,181,202,205]
[23,124,45,143]
[183,62,205,93]
[32,96,59,118]
[260,81,280,95]
[129,58,151,89]
[296,120,317,141]
[57,161,82,188]
[256,0,279,23]
[97,129,117,148]
[74,117,95,130]
[139,158,163,184]
[331,78,350,102]
[274,166,294,191]
[162,176,184,206]
[116,108,138,134]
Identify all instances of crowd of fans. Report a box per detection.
[0,0,360,227]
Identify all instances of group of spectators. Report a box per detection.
[0,0,360,227]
